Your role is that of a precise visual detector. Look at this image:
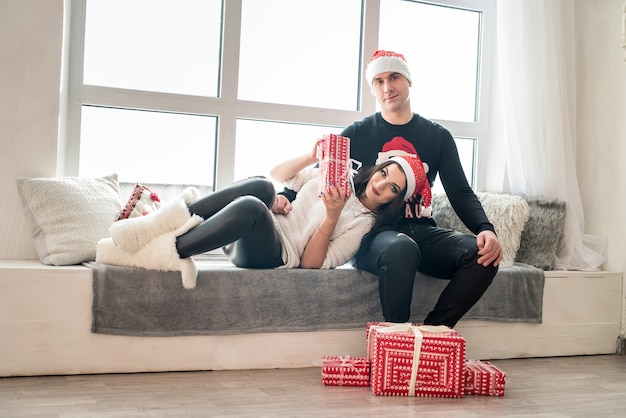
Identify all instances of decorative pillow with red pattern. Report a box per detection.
[116,183,161,221]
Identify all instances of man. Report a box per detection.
[273,50,502,327]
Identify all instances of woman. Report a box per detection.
[103,140,429,275]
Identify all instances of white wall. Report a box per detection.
[0,0,624,274]
[575,0,626,272]
[0,0,63,260]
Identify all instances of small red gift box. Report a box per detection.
[464,359,506,396]
[318,133,351,198]
[367,322,466,397]
[321,355,370,386]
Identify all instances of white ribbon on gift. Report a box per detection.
[347,158,362,195]
[369,323,451,396]
[335,354,367,383]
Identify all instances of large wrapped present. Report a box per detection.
[318,134,352,198]
[464,359,506,396]
[367,323,466,397]
[321,355,370,387]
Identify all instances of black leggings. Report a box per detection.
[355,223,497,327]
[175,177,284,269]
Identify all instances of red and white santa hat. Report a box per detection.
[365,50,413,87]
[389,155,432,208]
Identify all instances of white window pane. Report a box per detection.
[379,0,481,122]
[238,0,362,110]
[79,106,217,186]
[234,120,344,189]
[432,137,476,193]
[83,0,222,97]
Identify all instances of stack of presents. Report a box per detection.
[321,322,506,397]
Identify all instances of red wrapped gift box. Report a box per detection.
[321,355,370,387]
[318,134,351,198]
[464,359,506,396]
[367,323,466,397]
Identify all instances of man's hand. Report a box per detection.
[272,194,292,215]
[476,230,502,267]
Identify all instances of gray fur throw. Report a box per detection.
[91,260,545,337]
[514,198,566,270]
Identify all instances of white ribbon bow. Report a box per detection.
[347,158,362,195]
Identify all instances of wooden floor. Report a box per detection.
[1,354,625,417]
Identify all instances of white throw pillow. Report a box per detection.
[16,174,121,265]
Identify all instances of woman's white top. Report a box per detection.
[273,166,374,269]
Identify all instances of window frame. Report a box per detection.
[63,0,495,191]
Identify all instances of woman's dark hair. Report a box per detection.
[352,160,407,264]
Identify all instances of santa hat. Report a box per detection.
[389,155,432,208]
[381,136,417,155]
[365,50,412,87]
[375,136,419,165]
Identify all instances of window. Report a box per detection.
[234,120,344,189]
[83,0,222,97]
[79,106,217,185]
[238,0,362,110]
[66,0,494,194]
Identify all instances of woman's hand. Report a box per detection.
[319,184,347,216]
[299,184,347,269]
[310,138,324,162]
[271,194,292,215]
